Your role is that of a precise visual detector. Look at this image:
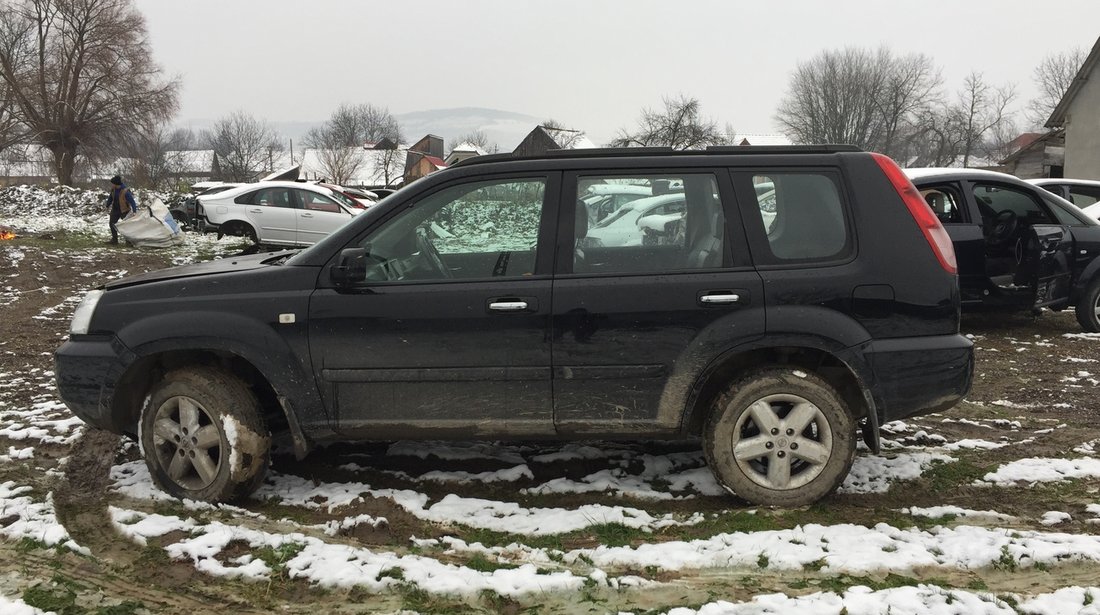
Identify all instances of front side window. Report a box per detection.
[356,178,545,282]
[972,184,1054,227]
[748,172,849,262]
[1069,185,1100,208]
[573,174,725,274]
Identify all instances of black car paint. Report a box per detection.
[56,151,973,455]
[910,171,1100,310]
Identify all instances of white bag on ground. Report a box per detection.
[115,197,184,248]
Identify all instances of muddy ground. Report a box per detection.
[1,232,1098,614]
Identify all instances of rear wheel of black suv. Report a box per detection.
[704,368,856,507]
[139,366,271,502]
[1075,276,1100,333]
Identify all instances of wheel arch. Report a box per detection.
[111,313,327,457]
[681,340,878,451]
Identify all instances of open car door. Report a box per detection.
[1023,225,1074,307]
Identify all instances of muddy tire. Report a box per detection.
[139,366,270,503]
[704,368,856,507]
[1075,276,1100,332]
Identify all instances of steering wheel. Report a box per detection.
[988,210,1019,246]
[415,227,452,279]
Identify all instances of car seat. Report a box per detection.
[574,199,589,273]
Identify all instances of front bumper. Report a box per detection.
[54,335,135,433]
[865,333,974,422]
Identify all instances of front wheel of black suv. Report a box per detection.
[139,366,271,502]
[1075,276,1100,333]
[704,368,856,507]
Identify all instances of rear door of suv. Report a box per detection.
[550,166,765,435]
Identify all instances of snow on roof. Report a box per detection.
[450,142,487,155]
[296,147,409,187]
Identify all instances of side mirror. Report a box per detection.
[331,248,367,286]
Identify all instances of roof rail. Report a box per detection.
[449,144,862,168]
[705,144,861,153]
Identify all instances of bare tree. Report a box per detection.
[325,103,402,146]
[305,123,363,185]
[118,124,195,189]
[0,0,179,185]
[610,95,729,149]
[367,147,403,187]
[1026,47,1087,128]
[776,47,942,159]
[205,110,278,182]
[0,77,26,151]
[953,72,1016,167]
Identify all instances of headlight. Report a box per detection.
[70,289,104,335]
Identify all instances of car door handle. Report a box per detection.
[301,213,313,218]
[699,293,741,304]
[488,301,528,312]
[248,208,262,213]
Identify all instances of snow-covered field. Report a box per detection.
[1,186,1099,614]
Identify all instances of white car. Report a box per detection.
[197,181,362,247]
[580,184,654,224]
[582,193,686,247]
[1027,178,1100,219]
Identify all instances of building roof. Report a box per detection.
[733,133,793,147]
[1046,35,1100,128]
[542,126,596,150]
[999,129,1065,165]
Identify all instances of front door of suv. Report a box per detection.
[308,175,559,438]
[552,171,765,435]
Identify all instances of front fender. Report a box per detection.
[116,311,328,434]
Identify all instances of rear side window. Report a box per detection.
[572,174,726,274]
[743,172,849,262]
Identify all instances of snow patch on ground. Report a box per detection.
[0,482,88,555]
[0,594,53,615]
[899,506,1017,523]
[839,452,955,494]
[978,458,1100,486]
[664,584,1100,615]
[110,506,585,596]
[1040,511,1072,526]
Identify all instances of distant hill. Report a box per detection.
[395,107,543,151]
[174,107,547,152]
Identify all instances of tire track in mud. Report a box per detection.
[50,428,274,614]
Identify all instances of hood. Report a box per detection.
[104,251,295,289]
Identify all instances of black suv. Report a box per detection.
[56,147,973,507]
[908,168,1100,331]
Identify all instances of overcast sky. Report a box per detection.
[141,0,1100,146]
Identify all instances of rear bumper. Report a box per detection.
[865,334,974,422]
[54,335,134,433]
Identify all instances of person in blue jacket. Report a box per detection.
[105,175,136,244]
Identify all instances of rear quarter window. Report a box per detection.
[736,171,851,264]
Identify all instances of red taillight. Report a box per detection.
[870,153,957,274]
